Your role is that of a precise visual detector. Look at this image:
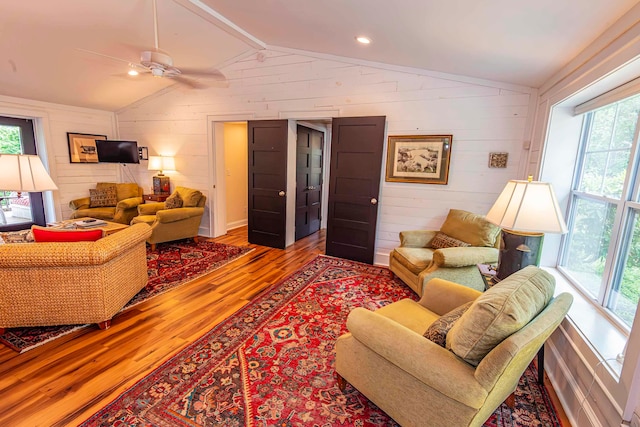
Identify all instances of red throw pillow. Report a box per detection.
[32,228,104,242]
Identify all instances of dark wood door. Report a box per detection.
[295,125,324,241]
[247,120,288,249]
[326,116,386,264]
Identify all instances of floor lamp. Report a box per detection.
[485,177,568,280]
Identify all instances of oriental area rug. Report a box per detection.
[0,239,253,353]
[80,255,562,427]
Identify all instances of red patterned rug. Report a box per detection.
[80,255,562,427]
[0,239,253,353]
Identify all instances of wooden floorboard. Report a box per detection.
[0,227,570,426]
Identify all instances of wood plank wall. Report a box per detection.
[116,49,536,264]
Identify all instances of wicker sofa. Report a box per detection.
[0,223,152,332]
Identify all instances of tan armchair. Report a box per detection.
[335,266,573,427]
[131,186,206,251]
[69,182,143,224]
[389,209,501,294]
[0,223,152,331]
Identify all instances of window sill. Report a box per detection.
[543,267,626,377]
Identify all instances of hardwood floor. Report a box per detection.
[0,227,570,426]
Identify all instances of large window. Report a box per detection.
[561,94,640,329]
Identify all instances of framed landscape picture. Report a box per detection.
[67,132,107,163]
[385,135,453,184]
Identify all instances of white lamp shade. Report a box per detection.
[0,154,58,192]
[486,179,568,234]
[148,155,176,172]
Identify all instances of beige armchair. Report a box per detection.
[335,266,573,427]
[0,223,152,331]
[69,182,143,224]
[389,209,501,294]
[131,186,206,251]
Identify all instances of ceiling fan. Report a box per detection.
[78,0,227,89]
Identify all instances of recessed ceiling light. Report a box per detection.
[356,36,371,45]
[128,69,139,76]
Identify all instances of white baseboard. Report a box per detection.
[227,219,247,231]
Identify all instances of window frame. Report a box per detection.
[558,97,640,332]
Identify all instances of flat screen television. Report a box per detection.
[96,140,140,164]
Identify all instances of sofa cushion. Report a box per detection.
[439,209,500,248]
[430,232,471,249]
[131,215,156,226]
[165,193,183,209]
[423,301,472,347]
[115,183,140,201]
[446,266,555,366]
[89,186,117,207]
[392,247,435,275]
[175,186,202,207]
[0,229,34,244]
[32,226,104,242]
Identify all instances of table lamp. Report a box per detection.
[485,176,568,280]
[0,154,58,192]
[148,155,175,195]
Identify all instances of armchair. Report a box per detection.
[69,182,143,225]
[389,209,501,294]
[335,266,573,427]
[131,186,206,250]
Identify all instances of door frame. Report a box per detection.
[208,115,331,243]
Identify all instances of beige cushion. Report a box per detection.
[89,186,117,207]
[423,301,472,347]
[430,232,471,249]
[392,247,435,275]
[439,209,500,248]
[175,186,203,207]
[446,266,555,366]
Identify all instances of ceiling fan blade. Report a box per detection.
[179,68,226,81]
[76,48,146,70]
[170,75,208,89]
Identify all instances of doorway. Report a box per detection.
[295,125,324,241]
[0,116,46,231]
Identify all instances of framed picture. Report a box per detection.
[385,135,453,184]
[67,132,107,163]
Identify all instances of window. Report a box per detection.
[560,94,640,329]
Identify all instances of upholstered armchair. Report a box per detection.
[69,182,144,225]
[131,186,206,250]
[335,266,573,427]
[389,209,501,294]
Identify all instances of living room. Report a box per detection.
[2,1,640,426]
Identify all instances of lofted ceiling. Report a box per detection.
[1,0,637,112]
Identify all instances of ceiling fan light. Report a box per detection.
[151,68,164,77]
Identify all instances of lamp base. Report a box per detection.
[496,229,544,280]
[153,176,170,195]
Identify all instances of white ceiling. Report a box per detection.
[1,0,637,111]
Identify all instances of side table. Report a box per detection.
[143,194,169,203]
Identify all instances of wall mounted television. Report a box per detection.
[96,140,140,164]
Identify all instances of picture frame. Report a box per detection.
[385,135,453,184]
[67,132,107,163]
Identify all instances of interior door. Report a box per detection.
[247,120,288,249]
[326,116,386,264]
[295,125,324,241]
[0,116,46,231]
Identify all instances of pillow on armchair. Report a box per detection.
[439,209,500,248]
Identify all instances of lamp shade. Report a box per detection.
[147,155,175,173]
[0,154,58,192]
[486,179,568,234]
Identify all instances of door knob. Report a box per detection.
[307,186,315,190]
[279,191,286,197]
[370,198,378,205]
